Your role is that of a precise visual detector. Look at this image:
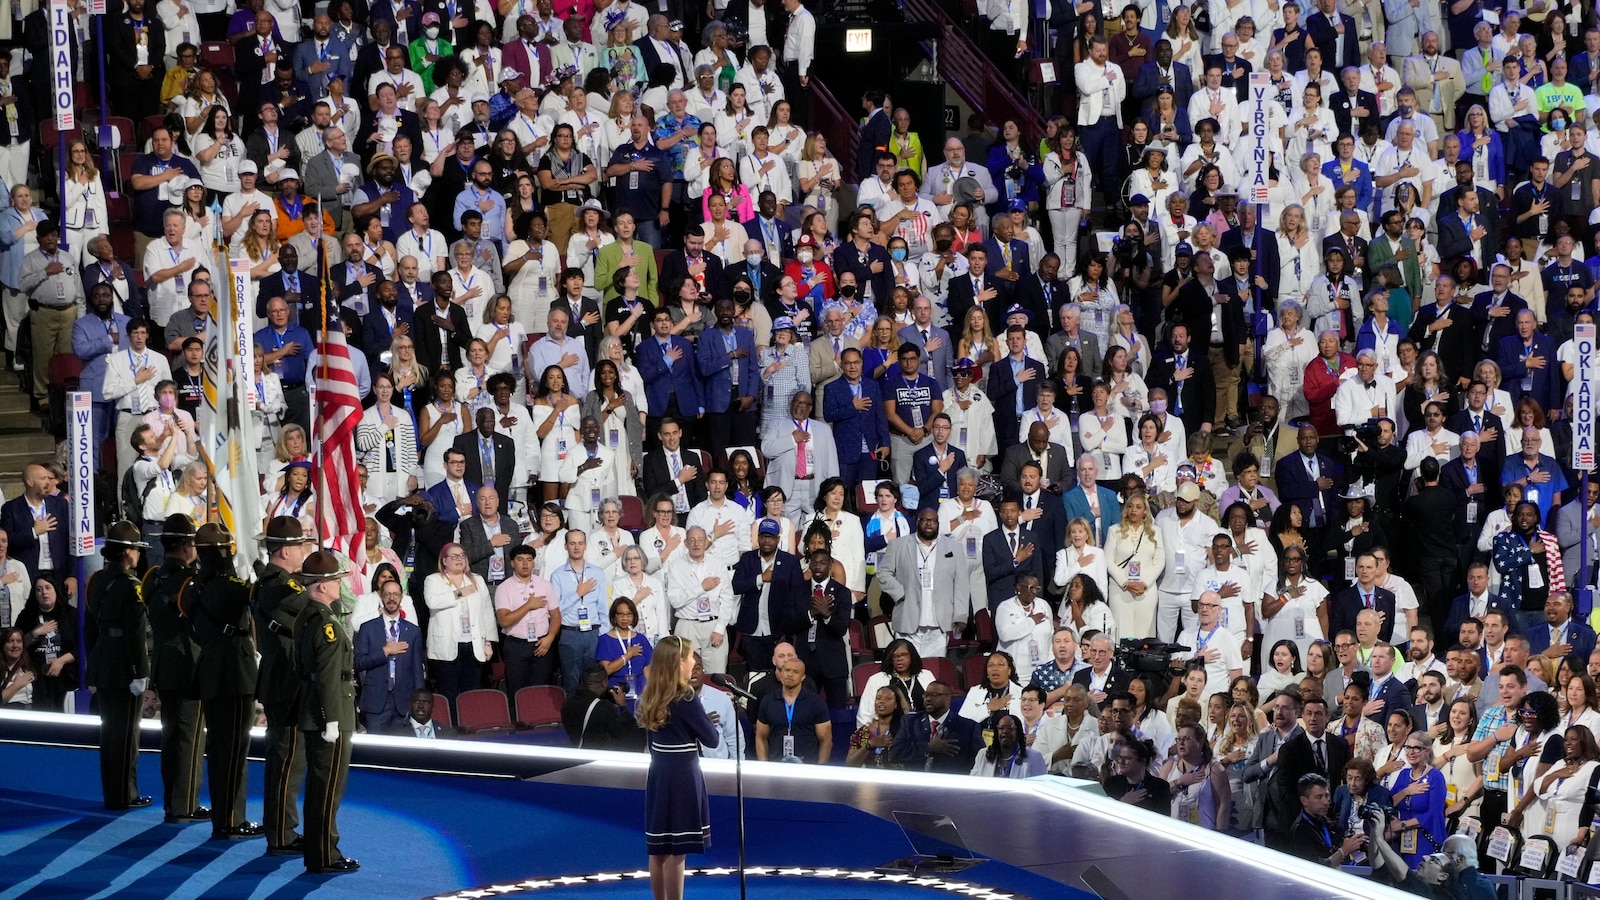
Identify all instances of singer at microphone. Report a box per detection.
[708,672,756,701]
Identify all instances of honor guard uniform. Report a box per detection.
[184,523,265,841]
[86,521,152,811]
[146,515,208,823]
[296,550,361,875]
[253,516,318,856]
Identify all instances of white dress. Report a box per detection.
[1078,411,1127,481]
[421,400,470,487]
[529,401,581,485]
[1262,326,1317,423]
[608,571,668,643]
[1104,524,1166,639]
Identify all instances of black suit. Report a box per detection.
[104,12,163,121]
[1406,301,1477,390]
[1072,662,1133,694]
[1328,585,1399,643]
[361,302,415,373]
[981,528,1042,612]
[725,260,784,305]
[82,260,148,323]
[1410,701,1446,733]
[451,430,517,509]
[888,711,983,774]
[1305,10,1360,70]
[1321,233,1368,283]
[730,549,806,672]
[853,106,892,181]
[329,262,387,307]
[641,448,709,513]
[1267,730,1350,847]
[794,579,853,706]
[354,109,423,167]
[1008,275,1059,342]
[659,252,725,302]
[412,301,473,372]
[1439,453,1500,543]
[1019,489,1066,592]
[1148,346,1216,437]
[946,271,1011,334]
[550,293,604,365]
[1218,225,1281,306]
[909,443,967,510]
[259,269,330,332]
[1437,211,1498,269]
[1328,90,1380,141]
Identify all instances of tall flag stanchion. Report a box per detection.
[314,215,365,552]
[198,202,261,575]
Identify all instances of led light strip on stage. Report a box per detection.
[428,867,1032,900]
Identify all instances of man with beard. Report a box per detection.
[878,507,975,660]
[350,153,416,244]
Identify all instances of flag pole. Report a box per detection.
[314,194,329,546]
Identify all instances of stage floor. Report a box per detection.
[0,712,1411,900]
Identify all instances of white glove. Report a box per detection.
[321,722,340,743]
[129,678,147,696]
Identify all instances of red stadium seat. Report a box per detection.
[108,228,134,263]
[139,116,167,145]
[962,654,988,692]
[199,42,235,70]
[48,354,82,391]
[852,662,878,699]
[432,693,453,728]
[513,686,566,729]
[618,495,644,531]
[923,656,959,690]
[848,619,870,666]
[455,689,516,734]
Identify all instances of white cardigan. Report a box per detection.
[423,572,498,662]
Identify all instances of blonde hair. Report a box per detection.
[801,132,827,163]
[1068,516,1099,548]
[958,307,1000,365]
[1116,493,1158,543]
[636,635,695,731]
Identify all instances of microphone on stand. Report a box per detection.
[708,672,757,702]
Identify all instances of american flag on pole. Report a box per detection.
[313,324,366,544]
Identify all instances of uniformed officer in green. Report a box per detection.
[87,521,152,811]
[296,550,360,875]
[183,523,265,840]
[146,515,208,823]
[253,516,317,856]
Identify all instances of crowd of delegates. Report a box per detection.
[2,0,1600,877]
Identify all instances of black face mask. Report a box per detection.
[733,289,752,303]
[935,239,953,253]
[838,284,857,299]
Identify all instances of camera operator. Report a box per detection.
[1288,773,1367,866]
[1365,806,1496,900]
[1347,417,1406,524]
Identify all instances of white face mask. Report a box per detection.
[745,253,762,266]
[798,250,813,264]
[425,26,440,39]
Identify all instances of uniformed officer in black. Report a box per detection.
[145,515,208,823]
[183,523,265,840]
[296,550,360,874]
[87,521,152,811]
[253,515,317,856]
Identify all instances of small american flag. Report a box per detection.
[313,324,366,544]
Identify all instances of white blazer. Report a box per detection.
[1075,60,1126,127]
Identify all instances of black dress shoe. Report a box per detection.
[212,823,267,840]
[266,837,304,856]
[306,857,360,875]
[184,807,211,821]
[128,797,154,808]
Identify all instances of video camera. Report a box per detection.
[1115,638,1190,673]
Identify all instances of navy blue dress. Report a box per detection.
[645,694,721,856]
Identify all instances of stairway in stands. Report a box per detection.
[0,375,50,500]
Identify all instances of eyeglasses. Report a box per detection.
[1404,744,1429,752]
[1334,642,1355,649]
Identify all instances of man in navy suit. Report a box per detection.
[1496,309,1562,415]
[257,245,328,331]
[361,280,413,373]
[888,680,982,774]
[659,231,725,299]
[1276,425,1343,531]
[1062,455,1122,545]
[1132,43,1194,111]
[1329,552,1399,642]
[1362,644,1413,724]
[1147,323,1215,439]
[635,307,703,437]
[981,214,1032,287]
[353,578,426,735]
[1443,562,1517,641]
[821,348,889,501]
[982,497,1042,611]
[451,409,517,511]
[855,90,892,181]
[0,464,72,584]
[330,232,387,310]
[1018,461,1068,591]
[1437,190,1500,278]
[1304,0,1360,71]
[697,298,759,461]
[945,245,1010,334]
[910,415,968,510]
[730,521,806,673]
[422,449,480,527]
[1217,204,1280,308]
[82,235,147,323]
[987,327,1048,450]
[1526,592,1597,671]
[796,548,855,707]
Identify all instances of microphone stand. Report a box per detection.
[712,674,754,900]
